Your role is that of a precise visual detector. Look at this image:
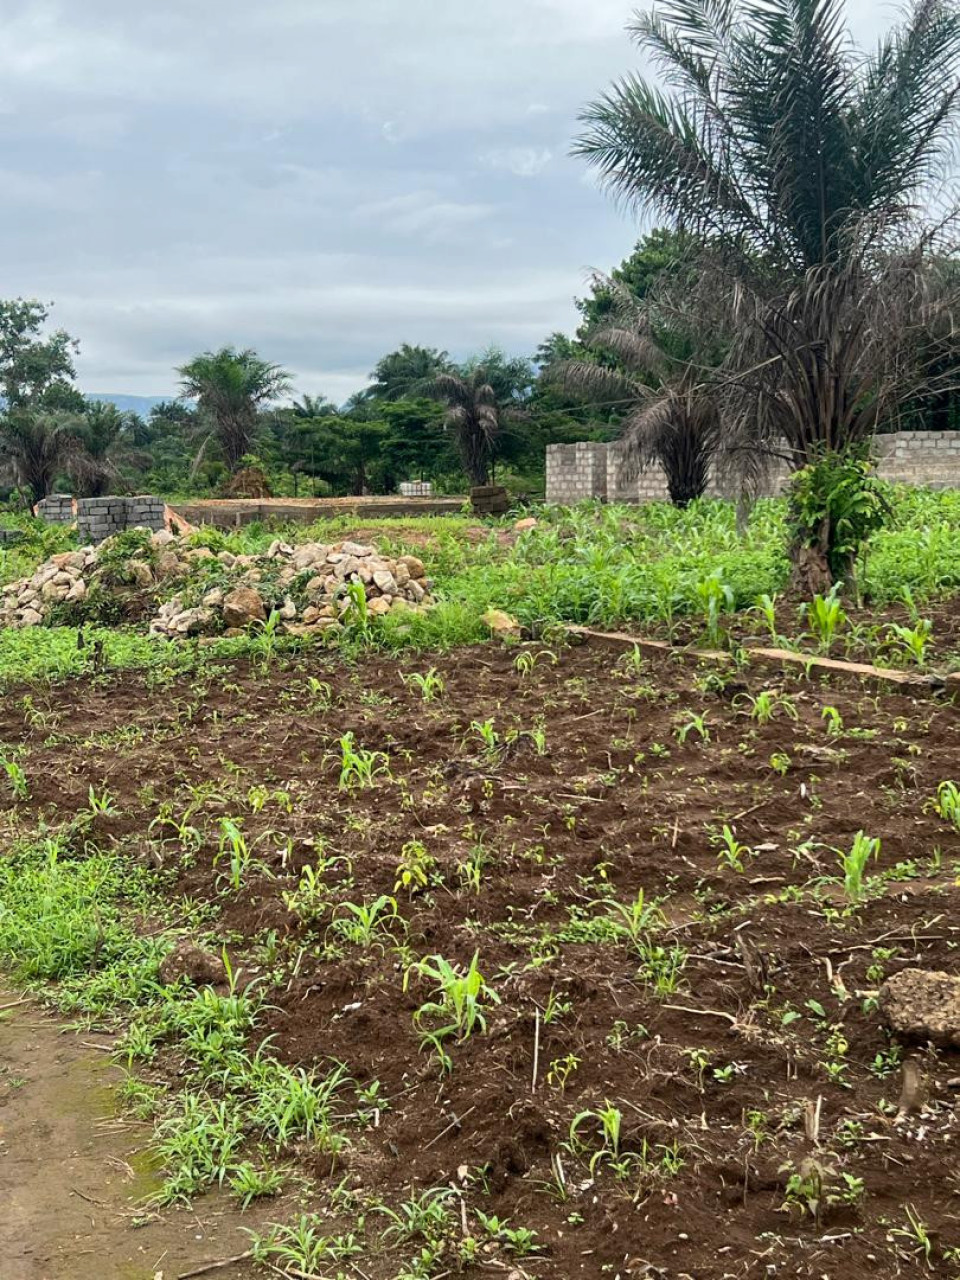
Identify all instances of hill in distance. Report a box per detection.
[86,393,178,415]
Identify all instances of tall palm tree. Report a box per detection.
[178,347,292,472]
[0,413,79,505]
[551,280,722,507]
[575,0,960,583]
[417,366,502,487]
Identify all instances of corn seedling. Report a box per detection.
[1,757,28,800]
[887,619,933,667]
[805,586,847,652]
[336,732,390,790]
[693,569,734,646]
[403,667,444,701]
[470,718,500,760]
[712,824,752,872]
[753,592,781,643]
[329,895,403,947]
[229,1163,283,1208]
[821,705,844,737]
[637,939,687,996]
[394,839,437,896]
[737,689,798,725]
[407,951,499,1042]
[216,817,251,892]
[593,888,666,948]
[836,830,880,903]
[514,649,557,678]
[674,711,711,744]
[87,784,118,816]
[928,780,960,830]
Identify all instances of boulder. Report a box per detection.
[880,969,960,1048]
[222,586,266,628]
[159,940,227,987]
[126,560,154,588]
[398,554,425,580]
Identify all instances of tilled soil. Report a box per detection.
[2,635,960,1277]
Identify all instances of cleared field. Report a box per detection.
[1,620,958,1277]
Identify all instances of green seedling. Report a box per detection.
[336,732,390,790]
[835,830,880,903]
[403,668,445,701]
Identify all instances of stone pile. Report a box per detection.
[0,547,96,627]
[0,530,433,636]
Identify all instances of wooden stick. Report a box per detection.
[663,1005,738,1024]
[531,1008,541,1093]
[177,1252,254,1279]
[566,624,954,689]
[423,1104,476,1150]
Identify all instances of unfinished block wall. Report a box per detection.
[36,495,167,543]
[546,433,960,505]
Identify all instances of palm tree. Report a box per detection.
[0,412,80,505]
[417,366,502,487]
[67,402,148,497]
[291,394,337,420]
[575,0,960,584]
[551,281,721,507]
[178,347,292,472]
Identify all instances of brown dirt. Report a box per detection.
[2,636,960,1276]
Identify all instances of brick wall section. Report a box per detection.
[544,442,609,503]
[35,494,75,524]
[36,494,167,543]
[547,432,960,504]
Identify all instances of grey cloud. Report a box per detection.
[0,0,893,398]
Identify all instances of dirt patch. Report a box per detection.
[0,996,268,1280]
[2,637,960,1276]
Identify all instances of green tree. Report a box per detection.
[67,402,147,497]
[575,0,960,586]
[0,299,82,503]
[551,280,721,506]
[370,344,451,401]
[177,347,292,473]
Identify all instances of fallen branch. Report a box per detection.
[663,1004,739,1024]
[177,1252,254,1279]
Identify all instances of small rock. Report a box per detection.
[19,608,43,627]
[373,569,398,595]
[880,969,960,1047]
[514,516,538,531]
[159,940,226,987]
[222,586,267,629]
[397,554,425,579]
[151,529,176,548]
[340,540,374,558]
[126,560,154,588]
[278,596,297,621]
[482,608,521,637]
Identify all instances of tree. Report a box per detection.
[177,347,292,472]
[575,0,960,586]
[416,350,534,488]
[551,280,722,506]
[370,344,451,401]
[67,402,147,497]
[291,393,338,419]
[0,299,82,503]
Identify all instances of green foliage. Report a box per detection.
[788,453,893,579]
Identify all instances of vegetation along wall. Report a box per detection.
[546,432,960,504]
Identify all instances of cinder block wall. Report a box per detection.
[543,442,610,503]
[36,494,167,543]
[546,433,960,505]
[35,494,76,524]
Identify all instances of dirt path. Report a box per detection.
[0,994,263,1280]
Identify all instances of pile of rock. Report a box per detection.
[0,529,434,636]
[0,548,96,627]
[151,537,431,638]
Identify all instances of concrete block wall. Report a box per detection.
[399,481,434,497]
[35,494,75,524]
[544,442,609,503]
[36,494,167,543]
[546,433,960,505]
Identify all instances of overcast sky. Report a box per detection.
[0,0,887,402]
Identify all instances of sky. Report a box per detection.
[0,0,888,403]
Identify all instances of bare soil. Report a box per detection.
[0,995,266,1280]
[2,634,960,1276]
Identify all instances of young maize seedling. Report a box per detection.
[403,667,445,701]
[406,951,500,1042]
[336,732,390,790]
[835,830,880,903]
